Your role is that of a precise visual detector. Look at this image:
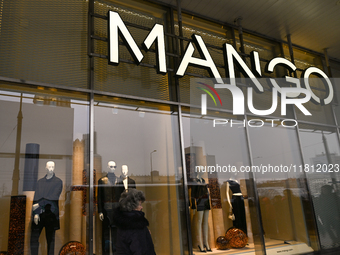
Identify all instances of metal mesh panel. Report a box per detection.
[94,1,163,27]
[93,0,170,100]
[94,57,170,100]
[175,20,231,103]
[175,23,229,67]
[0,0,88,89]
[291,59,335,125]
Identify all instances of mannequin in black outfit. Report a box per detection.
[226,179,247,234]
[191,167,212,252]
[117,165,136,191]
[98,161,125,255]
[31,161,63,255]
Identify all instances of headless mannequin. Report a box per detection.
[226,178,247,234]
[31,161,63,255]
[191,168,211,252]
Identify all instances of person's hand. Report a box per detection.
[99,213,104,221]
[34,214,40,225]
[32,203,39,211]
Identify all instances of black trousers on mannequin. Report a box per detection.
[30,224,56,255]
[102,209,117,255]
[232,195,247,234]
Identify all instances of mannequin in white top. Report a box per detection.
[191,167,211,252]
[225,177,247,234]
[119,165,136,191]
[122,165,129,190]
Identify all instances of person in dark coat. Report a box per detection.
[112,189,156,255]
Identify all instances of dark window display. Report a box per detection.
[0,84,89,254]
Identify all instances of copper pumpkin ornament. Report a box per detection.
[225,227,248,248]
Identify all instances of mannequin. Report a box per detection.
[31,161,63,255]
[191,167,211,252]
[118,165,136,191]
[98,161,123,255]
[225,179,247,234]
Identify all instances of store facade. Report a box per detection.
[0,0,340,255]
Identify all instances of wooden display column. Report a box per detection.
[70,139,84,244]
[8,195,26,255]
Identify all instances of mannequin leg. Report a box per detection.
[202,210,210,250]
[102,218,110,255]
[30,224,43,255]
[45,229,56,255]
[111,226,117,254]
[194,210,204,250]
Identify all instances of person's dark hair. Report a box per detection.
[119,189,146,211]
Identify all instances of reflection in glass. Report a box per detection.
[249,122,316,254]
[0,87,89,254]
[94,98,186,255]
[299,125,340,249]
[182,110,255,254]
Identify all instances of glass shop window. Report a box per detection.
[0,83,89,254]
[299,124,340,250]
[249,120,318,254]
[93,96,188,255]
[182,108,258,254]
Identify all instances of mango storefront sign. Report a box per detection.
[108,11,334,116]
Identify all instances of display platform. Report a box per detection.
[265,239,313,255]
[193,239,313,255]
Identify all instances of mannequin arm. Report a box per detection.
[99,213,104,221]
[32,203,39,211]
[32,203,40,224]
